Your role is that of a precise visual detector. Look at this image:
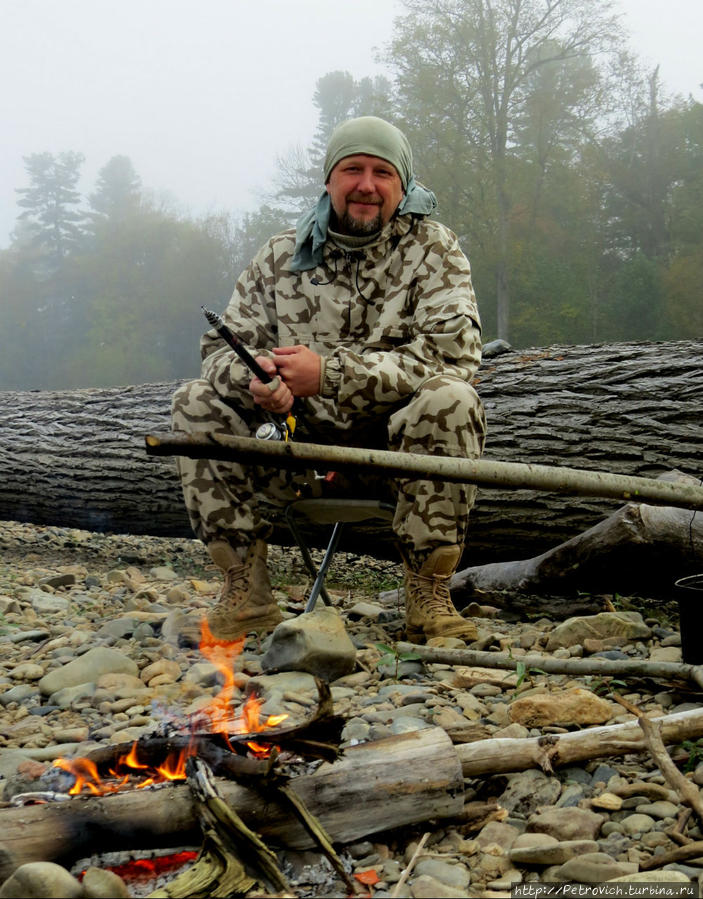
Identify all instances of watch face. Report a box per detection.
[255,421,282,441]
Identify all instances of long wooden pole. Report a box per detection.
[145,432,703,512]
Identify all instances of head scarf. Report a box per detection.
[323,116,413,189]
[290,116,437,272]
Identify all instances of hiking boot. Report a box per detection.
[206,539,283,640]
[403,545,477,643]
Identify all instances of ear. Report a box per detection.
[325,182,331,195]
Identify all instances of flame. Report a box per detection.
[53,617,288,794]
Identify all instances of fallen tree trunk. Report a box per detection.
[0,727,462,880]
[450,473,703,602]
[1,339,700,563]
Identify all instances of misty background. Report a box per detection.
[1,0,702,390]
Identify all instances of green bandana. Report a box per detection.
[323,116,412,188]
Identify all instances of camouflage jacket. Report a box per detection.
[200,213,482,426]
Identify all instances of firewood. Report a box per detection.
[456,708,703,777]
[0,727,463,881]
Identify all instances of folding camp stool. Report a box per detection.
[283,498,395,613]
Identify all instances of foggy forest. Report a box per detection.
[1,0,701,391]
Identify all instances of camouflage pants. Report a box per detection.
[171,375,486,556]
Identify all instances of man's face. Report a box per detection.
[326,154,404,236]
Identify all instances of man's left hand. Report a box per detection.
[272,345,321,396]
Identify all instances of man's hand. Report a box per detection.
[272,345,321,397]
[249,355,294,414]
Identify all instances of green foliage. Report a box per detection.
[15,150,85,266]
[374,642,422,680]
[679,739,703,773]
[3,3,703,391]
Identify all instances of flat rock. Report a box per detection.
[528,807,605,841]
[37,647,138,696]
[509,687,614,727]
[546,612,651,650]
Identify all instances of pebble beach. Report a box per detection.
[0,518,701,898]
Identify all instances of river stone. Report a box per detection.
[498,769,562,815]
[510,839,599,865]
[635,800,679,819]
[38,647,139,696]
[509,687,614,727]
[620,813,656,834]
[261,607,356,682]
[528,807,605,841]
[81,865,130,898]
[546,612,651,650]
[552,852,638,882]
[29,592,70,615]
[0,861,83,897]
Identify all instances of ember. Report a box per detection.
[80,849,198,884]
[53,618,288,794]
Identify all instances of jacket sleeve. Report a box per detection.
[320,230,482,416]
[199,245,279,396]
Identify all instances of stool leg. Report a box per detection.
[305,522,344,613]
[285,508,335,608]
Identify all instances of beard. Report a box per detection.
[335,200,383,236]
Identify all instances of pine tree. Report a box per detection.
[15,151,85,265]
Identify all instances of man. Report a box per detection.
[172,116,486,644]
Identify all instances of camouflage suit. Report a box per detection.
[172,213,486,560]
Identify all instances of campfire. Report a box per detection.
[0,618,465,897]
[52,621,291,797]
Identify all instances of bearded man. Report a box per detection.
[172,116,486,644]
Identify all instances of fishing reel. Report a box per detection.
[255,420,290,441]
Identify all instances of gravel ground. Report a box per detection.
[2,517,702,899]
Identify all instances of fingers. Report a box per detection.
[249,375,293,414]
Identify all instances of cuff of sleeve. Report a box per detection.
[320,355,342,398]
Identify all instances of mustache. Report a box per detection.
[346,192,383,205]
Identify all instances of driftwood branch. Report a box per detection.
[393,643,703,692]
[456,708,703,777]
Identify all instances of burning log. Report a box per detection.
[0,727,463,881]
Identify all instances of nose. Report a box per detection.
[357,167,376,194]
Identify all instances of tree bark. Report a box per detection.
[0,339,700,564]
[450,473,703,602]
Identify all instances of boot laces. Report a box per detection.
[407,573,456,618]
[221,562,250,605]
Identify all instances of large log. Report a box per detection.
[1,339,700,563]
[0,727,463,880]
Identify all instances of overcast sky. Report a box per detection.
[1,0,701,249]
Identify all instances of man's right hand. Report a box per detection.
[249,355,294,414]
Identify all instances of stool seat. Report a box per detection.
[284,498,395,612]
